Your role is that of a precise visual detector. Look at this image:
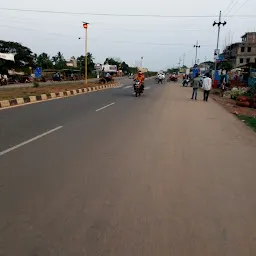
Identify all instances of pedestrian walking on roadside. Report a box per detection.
[191,73,200,100]
[202,73,212,102]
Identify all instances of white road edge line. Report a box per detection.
[123,85,132,89]
[0,126,63,157]
[144,86,150,90]
[95,102,115,112]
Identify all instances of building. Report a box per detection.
[66,56,77,68]
[222,32,256,68]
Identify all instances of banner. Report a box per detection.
[214,49,219,61]
[0,53,15,62]
[102,64,117,73]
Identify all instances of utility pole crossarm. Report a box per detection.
[193,40,200,65]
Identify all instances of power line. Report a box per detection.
[0,24,214,47]
[230,0,250,15]
[223,0,236,16]
[223,0,240,17]
[0,7,250,18]
[0,17,210,33]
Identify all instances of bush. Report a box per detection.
[33,81,40,87]
[231,87,248,100]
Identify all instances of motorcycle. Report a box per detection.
[182,78,190,87]
[167,76,177,82]
[134,80,143,97]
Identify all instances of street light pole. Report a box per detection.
[83,22,89,85]
[213,11,227,82]
[183,53,186,67]
[194,41,200,65]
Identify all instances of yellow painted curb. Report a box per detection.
[59,92,64,97]
[50,93,56,98]
[41,94,48,100]
[29,96,37,102]
[16,98,25,105]
[0,100,10,108]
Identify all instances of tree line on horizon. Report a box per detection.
[0,40,142,76]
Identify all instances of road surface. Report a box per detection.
[1,80,256,255]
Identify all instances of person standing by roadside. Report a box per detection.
[202,73,212,101]
[191,73,200,100]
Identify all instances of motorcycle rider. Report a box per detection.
[134,70,145,92]
[157,73,163,83]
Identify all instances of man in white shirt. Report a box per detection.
[157,73,164,83]
[202,73,212,102]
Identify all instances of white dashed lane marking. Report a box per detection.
[123,85,133,89]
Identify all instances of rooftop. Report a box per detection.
[241,32,256,38]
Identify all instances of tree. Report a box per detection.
[77,52,95,75]
[219,61,233,70]
[53,51,67,70]
[202,61,215,70]
[0,40,35,73]
[36,52,53,69]
[104,57,119,66]
[167,68,179,73]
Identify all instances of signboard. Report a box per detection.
[34,67,42,78]
[102,64,117,73]
[0,53,15,62]
[217,54,224,62]
[214,49,219,61]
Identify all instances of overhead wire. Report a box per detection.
[0,7,252,18]
[0,23,214,47]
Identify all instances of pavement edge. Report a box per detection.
[0,82,119,109]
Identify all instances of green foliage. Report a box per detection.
[202,61,215,70]
[237,115,256,132]
[52,52,67,70]
[230,87,249,100]
[167,68,179,73]
[33,81,40,87]
[219,61,233,70]
[77,52,95,75]
[0,40,35,74]
[36,52,53,69]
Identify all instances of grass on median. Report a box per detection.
[0,82,105,101]
[237,115,256,132]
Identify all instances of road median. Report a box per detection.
[0,82,119,109]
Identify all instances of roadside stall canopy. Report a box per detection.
[8,70,24,76]
[0,53,15,62]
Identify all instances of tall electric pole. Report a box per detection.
[178,57,182,69]
[182,53,186,67]
[194,41,200,65]
[213,11,227,82]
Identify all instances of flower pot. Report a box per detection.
[237,95,249,102]
[236,101,250,107]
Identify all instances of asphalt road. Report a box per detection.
[1,79,256,255]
